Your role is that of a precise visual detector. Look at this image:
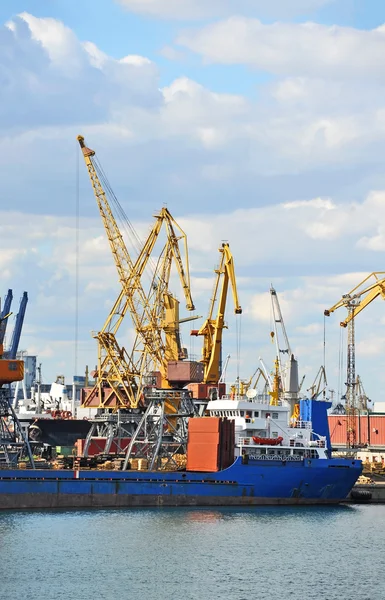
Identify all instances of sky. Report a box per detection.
[2,0,385,407]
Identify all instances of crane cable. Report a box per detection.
[74,141,80,380]
[235,312,242,384]
[323,313,326,381]
[93,157,160,287]
[337,326,344,404]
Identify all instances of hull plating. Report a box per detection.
[0,457,361,509]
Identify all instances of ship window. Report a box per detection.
[272,412,279,419]
[254,411,259,417]
[240,411,244,417]
[8,363,17,371]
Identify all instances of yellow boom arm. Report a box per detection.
[324,272,385,326]
[192,243,242,385]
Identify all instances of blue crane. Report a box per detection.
[7,292,28,360]
[0,289,13,349]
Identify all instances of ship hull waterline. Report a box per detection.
[0,457,362,510]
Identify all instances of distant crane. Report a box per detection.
[239,366,270,397]
[356,375,370,412]
[269,286,300,414]
[259,358,274,392]
[325,272,385,447]
[307,365,328,400]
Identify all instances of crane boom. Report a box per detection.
[78,135,164,355]
[192,243,242,385]
[0,289,13,348]
[270,286,292,357]
[325,272,385,326]
[8,292,28,360]
[269,286,300,412]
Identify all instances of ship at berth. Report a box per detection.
[0,394,361,509]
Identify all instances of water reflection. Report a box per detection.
[0,506,384,600]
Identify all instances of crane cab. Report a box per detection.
[0,359,24,386]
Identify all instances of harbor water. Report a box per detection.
[0,505,384,600]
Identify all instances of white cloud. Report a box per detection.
[116,0,333,20]
[2,12,385,400]
[177,18,385,80]
[0,12,161,133]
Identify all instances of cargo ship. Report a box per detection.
[0,396,361,509]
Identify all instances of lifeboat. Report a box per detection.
[252,436,283,446]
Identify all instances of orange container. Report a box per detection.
[188,417,221,434]
[187,383,227,400]
[186,442,220,472]
[188,432,220,445]
[329,414,385,447]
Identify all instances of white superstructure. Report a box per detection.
[207,391,329,461]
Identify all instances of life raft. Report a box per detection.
[252,436,283,446]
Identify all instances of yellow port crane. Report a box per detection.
[78,136,197,410]
[325,272,385,447]
[191,243,242,386]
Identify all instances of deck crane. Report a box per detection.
[270,286,299,413]
[324,272,385,447]
[356,375,370,412]
[78,136,199,411]
[190,243,242,398]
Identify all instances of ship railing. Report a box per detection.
[291,420,312,430]
[220,394,276,405]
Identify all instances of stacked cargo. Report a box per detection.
[186,417,234,472]
[187,382,226,400]
[75,437,131,457]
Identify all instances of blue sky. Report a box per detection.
[2,0,385,407]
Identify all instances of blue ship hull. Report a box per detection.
[0,457,361,509]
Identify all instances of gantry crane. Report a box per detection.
[325,272,385,447]
[0,291,34,467]
[78,136,199,411]
[191,243,242,395]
